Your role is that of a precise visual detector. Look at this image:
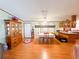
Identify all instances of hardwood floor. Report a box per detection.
[4,39,75,59]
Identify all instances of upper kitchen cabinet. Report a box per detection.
[71,15,76,28]
[59,21,65,28]
[59,15,77,28]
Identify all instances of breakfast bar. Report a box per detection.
[58,31,79,43]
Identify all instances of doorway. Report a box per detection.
[24,24,32,43]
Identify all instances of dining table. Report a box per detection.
[38,33,55,44]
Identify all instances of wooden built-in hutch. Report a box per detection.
[4,18,23,49]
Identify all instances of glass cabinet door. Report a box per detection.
[11,23,16,37]
[15,23,18,33]
[18,23,22,34]
[6,24,10,36]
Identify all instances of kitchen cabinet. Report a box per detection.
[59,21,65,27]
[59,15,76,28]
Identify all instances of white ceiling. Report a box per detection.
[0,0,79,21]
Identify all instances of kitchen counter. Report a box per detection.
[59,31,77,34]
[60,32,77,34]
[58,31,79,43]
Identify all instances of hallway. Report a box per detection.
[5,39,75,59]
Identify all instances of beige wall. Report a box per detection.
[0,10,11,44]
